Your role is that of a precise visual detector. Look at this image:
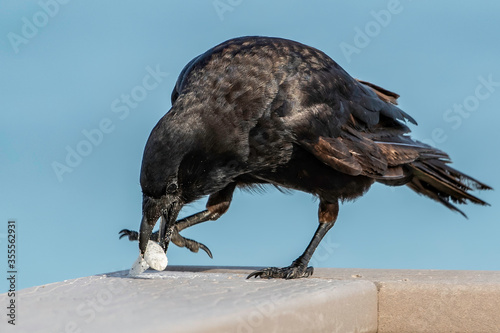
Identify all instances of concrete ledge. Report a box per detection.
[190,267,500,332]
[1,267,377,333]
[332,268,500,333]
[1,267,499,333]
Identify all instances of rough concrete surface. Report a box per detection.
[165,267,500,333]
[0,268,377,333]
[311,268,500,333]
[1,266,499,333]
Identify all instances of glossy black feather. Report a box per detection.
[141,36,491,220]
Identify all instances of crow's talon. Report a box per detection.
[171,232,213,258]
[247,265,313,279]
[119,229,138,241]
[198,243,213,259]
[119,227,213,258]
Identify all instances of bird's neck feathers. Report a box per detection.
[177,148,241,203]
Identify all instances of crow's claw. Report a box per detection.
[171,232,213,259]
[119,227,213,258]
[119,229,139,241]
[247,265,313,279]
[198,243,213,259]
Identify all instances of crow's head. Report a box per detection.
[137,96,243,257]
[138,110,192,256]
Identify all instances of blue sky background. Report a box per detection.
[1,0,499,291]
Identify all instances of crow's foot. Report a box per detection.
[119,229,138,241]
[119,228,213,258]
[247,264,313,279]
[170,230,213,258]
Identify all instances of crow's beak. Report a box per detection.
[139,214,154,256]
[157,200,182,251]
[139,195,182,256]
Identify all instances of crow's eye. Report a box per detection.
[166,183,178,194]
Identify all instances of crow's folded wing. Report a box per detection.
[289,71,432,180]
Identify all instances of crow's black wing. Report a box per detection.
[283,63,491,213]
[279,57,419,180]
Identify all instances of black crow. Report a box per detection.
[119,36,492,279]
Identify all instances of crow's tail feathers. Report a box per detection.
[407,159,492,218]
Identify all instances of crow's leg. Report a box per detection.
[169,182,235,255]
[119,211,216,257]
[247,199,338,279]
[119,183,236,258]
